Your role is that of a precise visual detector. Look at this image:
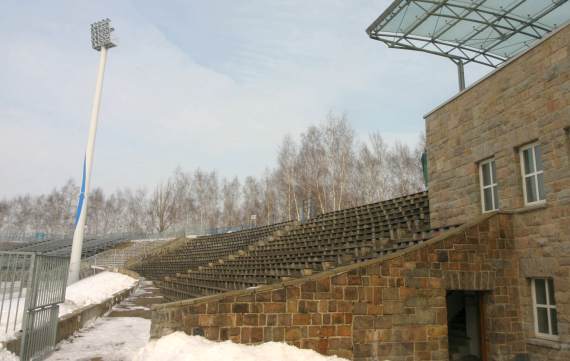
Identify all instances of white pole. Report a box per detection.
[68,46,108,284]
[457,61,466,91]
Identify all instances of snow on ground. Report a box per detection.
[45,317,151,361]
[0,302,24,342]
[1,272,137,342]
[0,348,18,361]
[131,237,175,243]
[59,271,138,317]
[133,332,349,361]
[0,285,26,342]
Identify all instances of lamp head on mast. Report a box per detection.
[90,18,116,51]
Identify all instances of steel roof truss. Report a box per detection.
[367,0,568,67]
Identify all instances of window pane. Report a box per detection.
[550,309,558,335]
[548,279,556,305]
[526,177,537,203]
[482,163,491,186]
[493,186,499,209]
[537,307,549,334]
[523,148,535,174]
[535,145,543,171]
[491,160,497,183]
[537,173,545,201]
[484,188,493,211]
[535,279,547,304]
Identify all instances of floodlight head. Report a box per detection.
[90,18,116,51]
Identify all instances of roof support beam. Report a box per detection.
[393,1,447,43]
[366,0,568,66]
[430,0,486,39]
[367,0,569,91]
[484,1,568,55]
[457,61,465,91]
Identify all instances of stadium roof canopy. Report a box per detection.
[366,0,570,68]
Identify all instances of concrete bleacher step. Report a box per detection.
[130,192,442,301]
[107,279,164,319]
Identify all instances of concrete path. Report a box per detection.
[45,279,162,361]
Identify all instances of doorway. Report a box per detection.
[446,291,486,361]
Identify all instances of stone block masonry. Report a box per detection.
[425,23,570,229]
[425,22,570,361]
[151,213,532,361]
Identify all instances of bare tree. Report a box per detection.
[171,167,194,230]
[221,177,241,227]
[388,142,424,196]
[1,112,426,235]
[321,113,355,211]
[297,126,327,214]
[261,169,278,225]
[242,176,262,225]
[276,135,300,221]
[123,188,149,233]
[354,133,391,204]
[0,200,8,230]
[192,169,220,231]
[149,181,177,233]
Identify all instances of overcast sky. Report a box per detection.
[0,0,491,197]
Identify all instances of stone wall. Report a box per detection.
[151,213,530,361]
[425,22,570,361]
[511,207,570,360]
[425,23,570,229]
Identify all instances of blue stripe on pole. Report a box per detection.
[74,157,87,225]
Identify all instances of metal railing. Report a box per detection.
[0,232,69,244]
[0,252,31,341]
[0,252,69,361]
[1,229,193,254]
[85,239,173,271]
[205,224,255,235]
[0,225,229,248]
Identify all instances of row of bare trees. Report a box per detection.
[0,113,425,236]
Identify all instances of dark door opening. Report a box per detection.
[446,291,486,361]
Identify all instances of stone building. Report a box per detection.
[132,8,570,361]
[425,21,570,361]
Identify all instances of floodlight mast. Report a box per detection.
[68,19,116,284]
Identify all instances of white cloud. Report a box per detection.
[0,0,491,197]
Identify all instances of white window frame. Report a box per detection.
[531,278,559,340]
[479,158,499,213]
[519,143,546,206]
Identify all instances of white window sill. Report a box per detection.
[527,337,561,350]
[524,200,547,207]
[505,203,548,214]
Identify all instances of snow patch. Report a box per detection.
[45,317,150,361]
[133,332,348,361]
[0,348,18,361]
[59,271,138,317]
[131,237,175,243]
[0,286,26,342]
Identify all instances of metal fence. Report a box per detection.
[0,227,201,248]
[0,232,70,244]
[85,238,173,271]
[0,230,192,255]
[0,252,68,361]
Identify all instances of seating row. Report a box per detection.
[127,192,457,302]
[130,222,293,279]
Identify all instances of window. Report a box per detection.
[520,143,545,205]
[479,159,499,212]
[532,278,558,339]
